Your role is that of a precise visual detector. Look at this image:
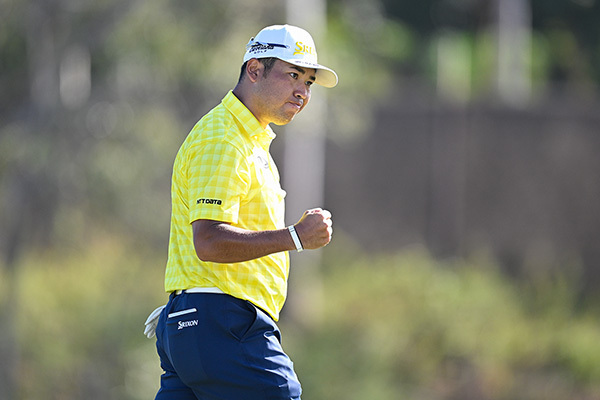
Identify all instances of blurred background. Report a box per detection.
[2,0,600,399]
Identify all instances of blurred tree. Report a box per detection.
[531,0,600,87]
[378,0,600,89]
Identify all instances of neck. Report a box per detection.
[232,85,268,129]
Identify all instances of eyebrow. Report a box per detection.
[291,65,316,82]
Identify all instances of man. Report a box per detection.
[145,24,338,399]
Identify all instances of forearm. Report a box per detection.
[193,220,296,263]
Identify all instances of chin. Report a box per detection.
[272,116,296,126]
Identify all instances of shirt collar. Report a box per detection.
[222,91,276,145]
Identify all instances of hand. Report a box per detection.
[294,208,333,250]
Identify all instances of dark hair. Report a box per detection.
[237,57,278,83]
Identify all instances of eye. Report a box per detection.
[290,72,299,79]
[306,80,314,87]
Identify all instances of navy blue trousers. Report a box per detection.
[154,292,302,400]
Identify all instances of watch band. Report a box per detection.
[287,225,304,252]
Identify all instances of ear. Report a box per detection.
[245,59,263,83]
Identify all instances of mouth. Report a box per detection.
[288,101,303,110]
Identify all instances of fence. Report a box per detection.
[317,86,600,295]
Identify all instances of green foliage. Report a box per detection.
[12,235,165,399]
[281,250,600,400]
[7,239,600,399]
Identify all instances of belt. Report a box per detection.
[173,287,274,321]
[174,287,224,295]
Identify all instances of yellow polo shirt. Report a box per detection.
[164,91,289,320]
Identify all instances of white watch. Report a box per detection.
[287,225,304,252]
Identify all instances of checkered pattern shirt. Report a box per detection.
[164,91,289,320]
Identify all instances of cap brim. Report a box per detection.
[314,65,338,88]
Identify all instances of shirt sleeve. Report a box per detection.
[186,140,251,225]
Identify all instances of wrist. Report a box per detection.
[287,225,304,252]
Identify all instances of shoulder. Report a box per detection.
[178,104,248,162]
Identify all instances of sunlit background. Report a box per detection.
[2,0,600,399]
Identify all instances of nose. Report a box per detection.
[294,84,309,101]
[296,88,310,105]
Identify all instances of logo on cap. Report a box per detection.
[294,41,316,57]
[247,41,289,56]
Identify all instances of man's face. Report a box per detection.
[252,59,316,127]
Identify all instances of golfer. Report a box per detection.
[146,24,338,399]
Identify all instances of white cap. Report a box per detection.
[243,24,338,88]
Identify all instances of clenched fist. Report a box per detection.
[293,208,333,250]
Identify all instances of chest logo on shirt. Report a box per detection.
[252,148,270,170]
[197,198,222,205]
[255,154,269,170]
